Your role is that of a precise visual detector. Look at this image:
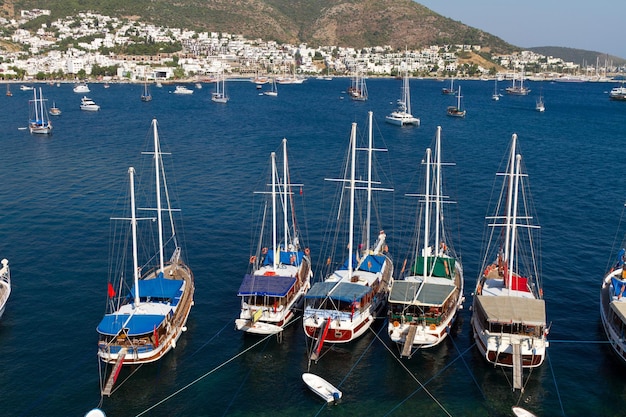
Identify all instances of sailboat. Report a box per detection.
[387,126,464,357]
[471,133,548,391]
[211,71,228,103]
[535,88,545,112]
[263,77,278,97]
[28,87,52,134]
[303,112,393,359]
[600,215,626,365]
[141,79,152,102]
[348,68,368,101]
[446,86,466,117]
[442,78,455,95]
[49,101,61,116]
[235,139,312,335]
[492,78,501,101]
[96,119,195,396]
[6,83,12,97]
[0,259,10,320]
[385,69,420,126]
[506,68,530,95]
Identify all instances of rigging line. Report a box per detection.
[223,336,273,417]
[110,363,145,396]
[312,322,387,417]
[546,339,610,344]
[447,333,487,401]
[135,332,274,417]
[546,350,566,417]
[188,318,235,359]
[373,330,456,417]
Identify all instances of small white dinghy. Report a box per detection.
[512,406,537,417]
[302,373,342,403]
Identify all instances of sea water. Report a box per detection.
[0,78,625,416]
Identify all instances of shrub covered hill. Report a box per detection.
[10,0,515,53]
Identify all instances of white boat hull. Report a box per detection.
[601,269,626,364]
[302,373,342,403]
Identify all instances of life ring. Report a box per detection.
[429,324,436,331]
[261,247,268,255]
[393,320,399,327]
[249,256,256,264]
[304,247,311,256]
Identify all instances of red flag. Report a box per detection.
[107,282,116,298]
[300,186,303,195]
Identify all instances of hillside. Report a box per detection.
[528,46,625,66]
[11,0,515,52]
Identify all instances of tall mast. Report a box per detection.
[503,133,517,279]
[282,139,289,251]
[508,153,522,289]
[366,111,373,250]
[271,151,277,269]
[434,126,442,253]
[129,167,140,305]
[153,119,165,274]
[347,123,357,277]
[422,147,431,280]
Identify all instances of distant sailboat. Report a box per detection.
[446,86,466,118]
[211,71,229,103]
[28,87,53,134]
[141,79,152,102]
[442,78,455,95]
[492,78,501,101]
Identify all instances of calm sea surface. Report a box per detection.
[1,77,625,417]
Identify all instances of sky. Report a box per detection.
[416,1,626,59]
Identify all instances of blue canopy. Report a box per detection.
[129,277,183,300]
[612,276,626,297]
[237,274,296,297]
[97,313,166,336]
[305,281,371,303]
[340,254,386,273]
[263,249,305,266]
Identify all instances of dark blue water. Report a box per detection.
[0,78,625,417]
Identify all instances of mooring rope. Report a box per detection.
[369,322,454,417]
[134,325,275,416]
[546,350,566,416]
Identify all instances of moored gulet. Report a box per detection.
[471,133,548,391]
[600,220,626,364]
[96,119,194,396]
[387,126,464,357]
[303,112,393,360]
[235,138,312,335]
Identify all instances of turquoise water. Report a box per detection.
[0,78,625,416]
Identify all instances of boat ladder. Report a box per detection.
[102,348,127,396]
[512,341,523,391]
[401,325,417,358]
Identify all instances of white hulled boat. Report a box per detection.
[600,207,626,364]
[211,71,228,103]
[0,259,10,320]
[173,85,193,95]
[388,126,464,357]
[385,69,420,126]
[609,82,626,101]
[73,82,90,93]
[49,101,61,116]
[303,112,393,360]
[28,87,53,134]
[263,78,278,97]
[80,96,100,111]
[96,119,195,396]
[471,133,548,390]
[235,139,312,335]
